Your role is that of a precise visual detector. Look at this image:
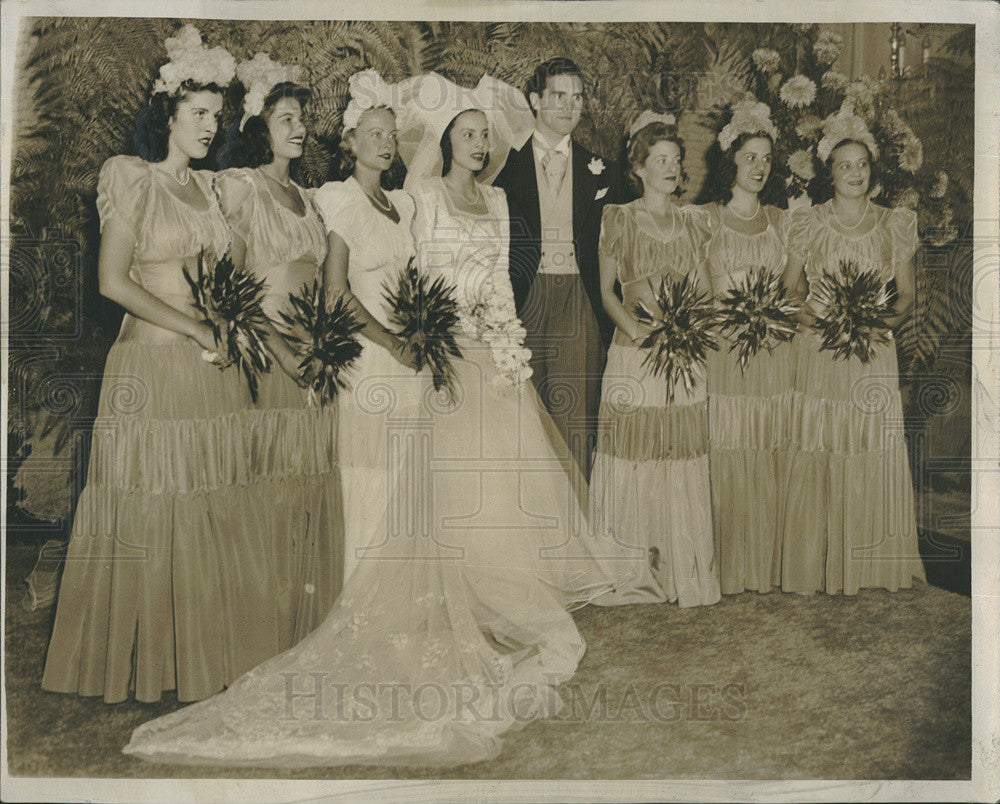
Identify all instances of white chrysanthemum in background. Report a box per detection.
[880,109,923,173]
[930,170,949,198]
[927,206,958,246]
[844,76,882,118]
[752,48,781,73]
[821,70,849,93]
[813,30,844,65]
[898,136,924,173]
[796,114,823,140]
[788,149,816,180]
[894,187,921,210]
[779,75,817,108]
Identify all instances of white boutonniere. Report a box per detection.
[588,157,605,175]
[595,187,609,201]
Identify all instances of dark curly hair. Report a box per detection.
[335,104,404,189]
[440,110,491,177]
[525,57,585,114]
[700,131,784,206]
[810,138,880,204]
[132,80,227,163]
[217,81,311,170]
[627,121,686,197]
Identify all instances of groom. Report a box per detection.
[495,58,617,482]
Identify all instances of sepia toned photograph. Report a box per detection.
[2,1,997,801]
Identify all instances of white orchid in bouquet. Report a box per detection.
[731,23,959,247]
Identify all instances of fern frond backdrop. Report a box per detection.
[8,18,974,514]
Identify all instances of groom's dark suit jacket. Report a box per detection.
[495,138,620,347]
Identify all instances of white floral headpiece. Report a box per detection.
[628,110,676,140]
[152,24,236,97]
[718,99,778,152]
[237,52,305,131]
[817,101,879,163]
[343,69,397,131]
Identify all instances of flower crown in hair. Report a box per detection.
[816,101,878,163]
[628,110,676,140]
[718,99,778,152]
[152,24,236,97]
[343,69,396,131]
[237,52,305,131]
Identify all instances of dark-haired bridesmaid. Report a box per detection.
[215,56,343,644]
[701,100,793,595]
[781,106,925,595]
[41,27,276,703]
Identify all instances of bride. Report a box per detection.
[122,72,630,768]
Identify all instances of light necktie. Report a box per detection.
[541,148,567,186]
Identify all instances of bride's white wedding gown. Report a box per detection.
[121,178,629,768]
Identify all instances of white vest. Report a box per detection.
[534,148,579,275]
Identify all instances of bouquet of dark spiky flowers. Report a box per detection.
[810,259,894,364]
[383,257,463,402]
[183,249,271,402]
[277,279,365,407]
[634,273,721,403]
[717,266,801,371]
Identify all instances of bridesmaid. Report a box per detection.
[781,108,926,595]
[215,59,343,644]
[312,76,425,584]
[40,27,280,702]
[701,101,793,595]
[589,112,721,608]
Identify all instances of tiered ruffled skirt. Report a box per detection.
[123,335,629,768]
[707,340,796,594]
[589,338,721,607]
[781,332,925,594]
[42,320,343,703]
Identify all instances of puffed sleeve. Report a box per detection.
[213,168,256,242]
[313,181,362,252]
[785,204,814,261]
[598,204,625,259]
[95,155,151,241]
[889,206,919,264]
[681,203,714,260]
[408,180,445,276]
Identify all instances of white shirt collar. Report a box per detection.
[532,130,571,156]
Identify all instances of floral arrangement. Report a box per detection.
[343,69,397,131]
[717,99,778,152]
[384,258,464,400]
[152,24,236,96]
[278,280,365,407]
[459,273,533,391]
[633,273,720,402]
[736,24,958,244]
[810,259,894,363]
[237,52,305,130]
[183,249,271,402]
[717,267,801,370]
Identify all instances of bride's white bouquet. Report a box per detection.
[460,273,533,390]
